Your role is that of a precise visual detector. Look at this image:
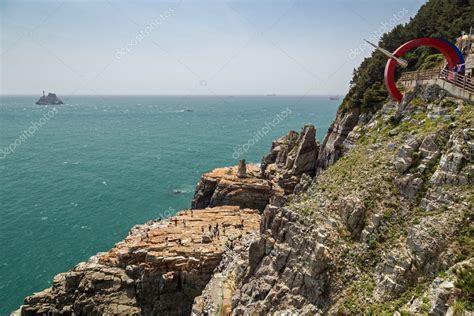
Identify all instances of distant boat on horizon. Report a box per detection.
[266,93,277,97]
[329,95,340,101]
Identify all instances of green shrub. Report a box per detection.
[419,53,445,70]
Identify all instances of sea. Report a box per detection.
[0,95,338,314]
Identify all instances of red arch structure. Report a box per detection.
[384,37,465,102]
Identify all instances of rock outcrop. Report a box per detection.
[237,159,247,178]
[17,207,260,315]
[230,205,331,315]
[315,107,360,174]
[405,258,473,315]
[261,125,320,194]
[192,125,320,211]
[191,165,274,211]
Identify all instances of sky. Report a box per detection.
[0,0,426,95]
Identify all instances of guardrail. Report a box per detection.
[399,67,474,94]
[439,68,474,93]
[399,67,442,81]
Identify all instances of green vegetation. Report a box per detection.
[339,276,376,314]
[454,262,474,311]
[339,277,433,315]
[356,98,462,147]
[452,300,470,315]
[419,53,445,70]
[339,0,474,114]
[457,203,474,261]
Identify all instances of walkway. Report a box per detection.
[399,67,474,103]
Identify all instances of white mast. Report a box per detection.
[364,39,409,68]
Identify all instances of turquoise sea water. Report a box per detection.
[0,95,337,314]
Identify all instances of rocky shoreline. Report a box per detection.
[17,207,260,315]
[15,125,322,315]
[14,85,473,315]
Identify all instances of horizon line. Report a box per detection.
[0,93,345,97]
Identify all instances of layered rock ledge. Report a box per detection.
[191,164,274,211]
[17,207,260,315]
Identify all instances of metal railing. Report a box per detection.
[439,68,474,93]
[399,67,442,81]
[399,67,474,94]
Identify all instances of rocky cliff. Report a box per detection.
[191,164,273,211]
[192,125,320,210]
[315,107,360,174]
[16,207,260,315]
[193,84,473,315]
[261,124,320,194]
[15,85,473,315]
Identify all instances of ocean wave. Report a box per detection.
[172,185,194,194]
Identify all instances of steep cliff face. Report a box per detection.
[315,107,360,174]
[261,124,320,194]
[199,85,473,315]
[232,205,331,314]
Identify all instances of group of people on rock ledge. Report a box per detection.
[143,210,247,247]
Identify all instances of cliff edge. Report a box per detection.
[15,85,473,315]
[195,84,473,315]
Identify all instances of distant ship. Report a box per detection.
[266,94,277,97]
[329,95,340,101]
[36,91,63,105]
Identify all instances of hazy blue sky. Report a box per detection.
[1,0,426,95]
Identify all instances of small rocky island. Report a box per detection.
[35,91,63,105]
